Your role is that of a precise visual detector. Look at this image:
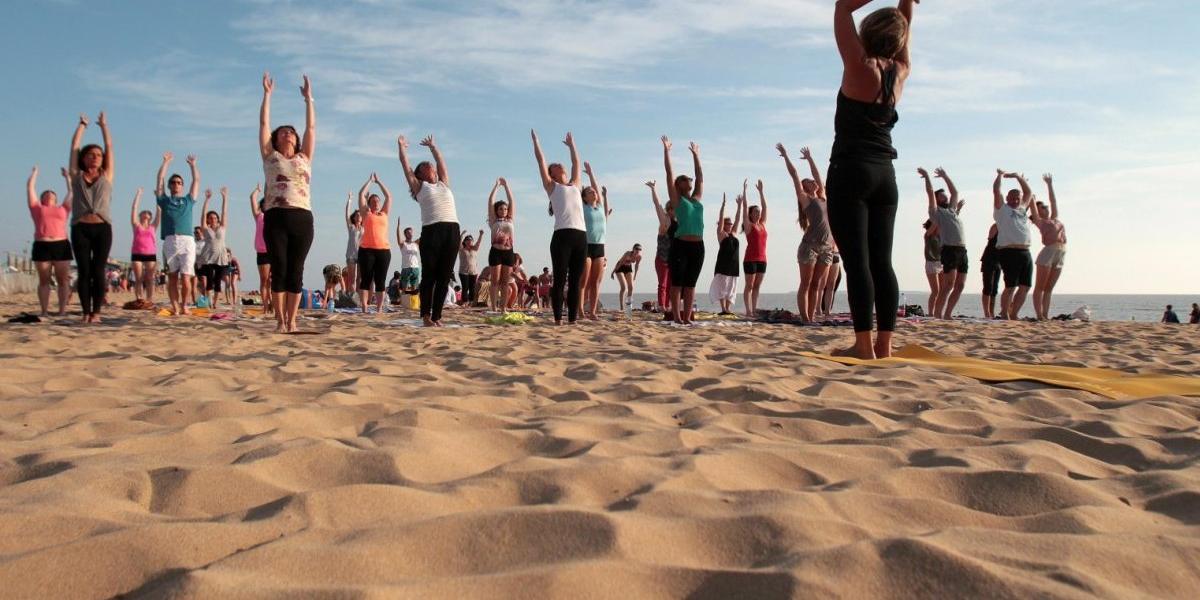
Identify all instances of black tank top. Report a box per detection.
[830,65,899,163]
[980,234,999,264]
[714,235,740,277]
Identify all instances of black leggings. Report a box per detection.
[71,222,112,315]
[668,239,705,288]
[550,229,588,322]
[826,160,899,333]
[459,273,478,305]
[419,222,460,322]
[357,248,391,292]
[263,208,314,294]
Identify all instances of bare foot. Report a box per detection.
[832,345,875,360]
[422,317,436,327]
[274,321,286,333]
[873,343,892,359]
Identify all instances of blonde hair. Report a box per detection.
[859,8,908,60]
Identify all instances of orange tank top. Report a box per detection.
[360,211,389,250]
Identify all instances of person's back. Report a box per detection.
[1163,305,1180,324]
[1191,304,1200,324]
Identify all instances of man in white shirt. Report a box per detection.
[992,170,1033,320]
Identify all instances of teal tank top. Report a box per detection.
[674,197,704,238]
[583,202,606,244]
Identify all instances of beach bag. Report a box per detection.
[1071,305,1091,322]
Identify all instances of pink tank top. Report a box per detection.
[744,223,768,262]
[254,213,267,253]
[29,204,69,241]
[131,225,157,255]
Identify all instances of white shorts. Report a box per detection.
[1036,244,1066,269]
[925,260,944,275]
[708,274,738,305]
[163,235,197,276]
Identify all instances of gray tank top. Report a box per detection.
[71,173,112,225]
[801,200,831,246]
[201,226,229,265]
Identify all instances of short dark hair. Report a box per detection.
[271,125,302,155]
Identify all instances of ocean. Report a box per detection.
[599,292,1199,323]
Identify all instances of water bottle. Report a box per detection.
[327,294,336,315]
[624,297,633,320]
[900,293,907,317]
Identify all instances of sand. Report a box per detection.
[1,292,1198,599]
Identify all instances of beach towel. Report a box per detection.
[806,344,1200,400]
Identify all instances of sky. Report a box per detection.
[3,0,1197,295]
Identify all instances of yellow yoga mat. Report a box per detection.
[805,344,1200,400]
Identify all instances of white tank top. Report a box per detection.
[416,181,458,226]
[550,183,585,231]
[399,241,421,268]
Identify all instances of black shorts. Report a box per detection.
[996,248,1033,288]
[32,240,73,262]
[256,251,270,266]
[131,253,157,264]
[743,260,767,275]
[200,264,229,291]
[587,243,605,259]
[615,264,633,274]
[488,247,516,267]
[981,261,1001,296]
[668,239,705,288]
[940,245,969,274]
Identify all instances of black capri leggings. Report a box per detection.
[71,222,112,315]
[826,160,899,333]
[981,261,1002,297]
[357,248,391,292]
[263,208,314,294]
[550,228,588,323]
[419,222,460,322]
[459,273,478,305]
[668,239,705,288]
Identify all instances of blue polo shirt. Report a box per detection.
[157,194,195,239]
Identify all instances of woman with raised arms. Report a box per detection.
[710,188,743,316]
[662,135,705,325]
[532,130,588,325]
[826,0,919,357]
[67,111,116,323]
[1031,173,1067,321]
[356,173,393,314]
[485,177,516,312]
[259,72,316,333]
[397,134,460,327]
[26,166,74,316]
[779,144,833,323]
[580,164,612,319]
[128,187,160,303]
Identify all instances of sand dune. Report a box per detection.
[1,293,1198,599]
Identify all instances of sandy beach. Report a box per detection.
[1,292,1198,599]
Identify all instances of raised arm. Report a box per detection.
[155,152,172,196]
[487,178,500,222]
[531,130,553,195]
[300,75,315,159]
[186,154,200,199]
[1016,173,1033,209]
[602,186,612,216]
[343,191,352,225]
[501,177,514,219]
[689,142,704,200]
[376,173,393,214]
[97,111,114,181]
[833,1,871,71]
[420,135,448,186]
[777,143,807,209]
[756,179,768,224]
[583,161,601,200]
[1043,173,1058,219]
[473,229,484,251]
[69,114,88,177]
[935,166,958,206]
[565,132,580,187]
[259,72,274,158]
[219,187,229,229]
[716,194,728,239]
[395,216,403,247]
[152,204,161,228]
[661,136,679,206]
[993,169,1004,210]
[796,147,823,198]
[358,174,372,213]
[732,192,744,233]
[647,180,669,230]
[396,135,421,199]
[200,189,212,233]
[26,166,38,210]
[130,186,141,228]
[918,167,936,216]
[60,167,72,212]
[738,180,748,232]
[896,0,918,66]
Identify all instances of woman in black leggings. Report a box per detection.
[397,134,460,327]
[826,0,919,359]
[259,72,316,333]
[68,111,115,323]
[532,129,587,325]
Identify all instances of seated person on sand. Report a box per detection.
[1162,305,1181,324]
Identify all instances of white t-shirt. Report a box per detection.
[399,241,421,268]
[994,205,1031,248]
[550,183,586,231]
[416,181,458,226]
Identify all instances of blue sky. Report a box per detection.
[3,0,1198,294]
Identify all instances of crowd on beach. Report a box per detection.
[16,1,1198,356]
